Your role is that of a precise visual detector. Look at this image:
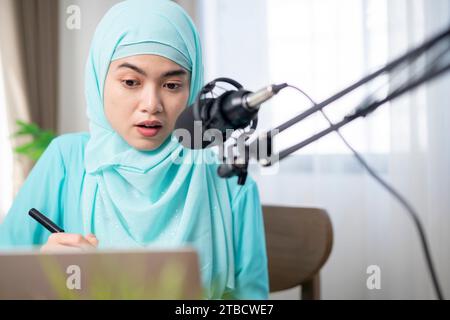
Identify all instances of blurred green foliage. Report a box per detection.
[12,120,56,161]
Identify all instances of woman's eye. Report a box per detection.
[122,79,140,88]
[164,82,182,90]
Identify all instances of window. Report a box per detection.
[199,0,391,156]
[266,0,390,155]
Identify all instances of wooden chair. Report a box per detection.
[262,206,333,300]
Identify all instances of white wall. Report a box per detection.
[58,0,121,134]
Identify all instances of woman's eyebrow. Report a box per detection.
[117,62,147,76]
[161,69,188,78]
[116,62,188,78]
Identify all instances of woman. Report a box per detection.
[0,0,268,299]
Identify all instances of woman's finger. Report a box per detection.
[47,233,95,249]
[85,233,99,247]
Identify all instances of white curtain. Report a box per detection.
[0,44,14,220]
[0,0,33,221]
[198,0,450,299]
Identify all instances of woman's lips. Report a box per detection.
[135,119,163,138]
[135,125,162,137]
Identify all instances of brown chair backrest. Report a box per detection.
[262,206,333,299]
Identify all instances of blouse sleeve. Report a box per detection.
[0,138,66,250]
[227,178,269,299]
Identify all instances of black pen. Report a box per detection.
[29,208,65,233]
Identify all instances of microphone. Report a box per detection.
[174,81,287,149]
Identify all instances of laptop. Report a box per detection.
[0,247,202,299]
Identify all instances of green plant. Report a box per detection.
[12,120,56,161]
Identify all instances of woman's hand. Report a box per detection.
[40,233,99,252]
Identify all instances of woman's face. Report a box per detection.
[103,54,190,151]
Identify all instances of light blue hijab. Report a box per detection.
[83,0,203,175]
[82,0,208,247]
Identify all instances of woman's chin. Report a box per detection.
[127,137,163,151]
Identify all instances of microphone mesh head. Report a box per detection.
[174,99,217,149]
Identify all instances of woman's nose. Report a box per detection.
[139,88,163,114]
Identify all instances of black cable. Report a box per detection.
[285,84,444,300]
